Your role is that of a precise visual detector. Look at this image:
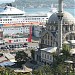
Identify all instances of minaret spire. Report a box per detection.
[57,0,63,53]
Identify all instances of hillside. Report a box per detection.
[0,0,74,9]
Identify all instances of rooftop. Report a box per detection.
[3,53,16,62]
[48,11,75,25]
[41,47,57,53]
[70,48,75,55]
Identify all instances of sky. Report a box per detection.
[0,0,15,4]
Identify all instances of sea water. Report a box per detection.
[24,8,75,17]
[0,7,75,17]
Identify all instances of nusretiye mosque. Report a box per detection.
[35,0,75,64]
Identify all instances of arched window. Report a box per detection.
[66,36,68,40]
[70,34,72,40]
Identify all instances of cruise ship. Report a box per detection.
[0,5,57,35]
[0,5,57,49]
[0,6,47,24]
[0,5,57,43]
[0,5,57,24]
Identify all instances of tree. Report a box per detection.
[32,65,53,75]
[0,67,17,75]
[31,49,35,60]
[56,63,66,75]
[54,44,71,65]
[50,44,71,75]
[15,51,29,63]
[62,44,71,59]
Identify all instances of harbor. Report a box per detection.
[0,0,75,75]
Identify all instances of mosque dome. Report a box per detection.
[48,11,75,25]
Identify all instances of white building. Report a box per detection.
[1,25,30,35]
[41,47,57,64]
[4,37,29,43]
[27,42,39,49]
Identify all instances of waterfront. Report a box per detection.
[0,7,75,17]
[24,7,75,17]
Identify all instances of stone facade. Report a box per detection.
[35,11,75,64]
[40,11,75,49]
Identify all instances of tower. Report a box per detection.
[57,0,63,53]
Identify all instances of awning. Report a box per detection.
[0,61,15,66]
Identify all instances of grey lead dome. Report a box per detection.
[48,11,75,25]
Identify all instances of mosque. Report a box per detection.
[35,0,75,64]
[40,11,75,49]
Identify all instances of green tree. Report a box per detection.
[56,63,66,75]
[54,44,71,65]
[62,44,71,60]
[15,51,29,63]
[31,49,35,60]
[0,67,17,75]
[51,44,71,75]
[32,65,53,75]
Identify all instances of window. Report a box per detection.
[66,37,68,40]
[42,39,44,43]
[26,39,27,41]
[51,42,52,46]
[42,54,44,58]
[47,54,49,59]
[0,19,2,21]
[56,26,58,30]
[48,35,49,39]
[70,26,73,31]
[70,35,72,40]
[49,56,52,60]
[3,19,7,21]
[45,54,46,58]
[45,40,47,44]
[65,26,68,31]
[51,36,52,40]
[74,36,75,40]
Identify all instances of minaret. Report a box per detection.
[57,0,63,54]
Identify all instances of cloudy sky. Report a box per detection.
[0,0,15,4]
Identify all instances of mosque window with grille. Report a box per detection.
[70,35,72,40]
[65,26,68,31]
[74,36,75,40]
[70,26,73,31]
[66,37,68,40]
